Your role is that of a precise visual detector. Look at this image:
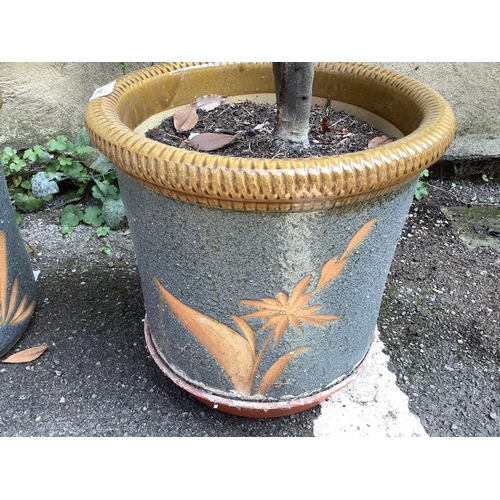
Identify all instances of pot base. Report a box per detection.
[145,317,376,418]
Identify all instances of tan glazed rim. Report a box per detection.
[84,62,456,211]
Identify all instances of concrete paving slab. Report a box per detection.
[441,205,500,249]
[315,333,428,437]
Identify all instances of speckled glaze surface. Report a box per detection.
[0,168,37,357]
[85,63,455,416]
[119,171,415,413]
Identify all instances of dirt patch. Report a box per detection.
[378,178,500,436]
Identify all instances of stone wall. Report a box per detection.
[378,62,500,178]
[0,62,153,150]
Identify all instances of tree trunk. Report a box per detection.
[273,62,314,147]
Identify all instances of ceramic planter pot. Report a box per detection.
[84,63,455,417]
[0,169,37,357]
[0,90,37,357]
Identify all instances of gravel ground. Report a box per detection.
[1,176,498,436]
[379,178,500,437]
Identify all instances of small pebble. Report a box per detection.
[490,412,497,420]
[59,397,66,403]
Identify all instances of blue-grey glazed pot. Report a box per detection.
[85,63,455,417]
[0,165,37,357]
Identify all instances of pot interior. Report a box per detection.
[115,63,426,139]
[134,93,404,141]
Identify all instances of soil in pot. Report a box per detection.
[145,100,392,159]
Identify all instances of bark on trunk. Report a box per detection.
[273,62,314,147]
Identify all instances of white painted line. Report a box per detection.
[314,332,428,437]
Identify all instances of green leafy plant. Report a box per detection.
[118,62,156,75]
[1,127,126,239]
[101,242,112,255]
[414,169,430,200]
[118,62,130,75]
[482,173,490,183]
[2,147,43,222]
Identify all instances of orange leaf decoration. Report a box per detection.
[0,231,36,326]
[340,218,376,260]
[155,278,255,395]
[231,315,256,354]
[153,218,376,398]
[316,218,376,291]
[2,345,48,363]
[316,256,347,292]
[256,347,309,395]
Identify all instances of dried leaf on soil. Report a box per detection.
[2,345,48,363]
[188,133,235,152]
[368,135,395,149]
[173,102,198,132]
[321,117,331,132]
[196,94,225,111]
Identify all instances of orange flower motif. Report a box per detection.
[155,218,376,397]
[241,275,339,345]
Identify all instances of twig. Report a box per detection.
[217,104,234,116]
[238,104,254,118]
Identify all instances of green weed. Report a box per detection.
[414,169,429,200]
[1,127,126,242]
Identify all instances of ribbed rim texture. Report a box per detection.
[84,62,456,211]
